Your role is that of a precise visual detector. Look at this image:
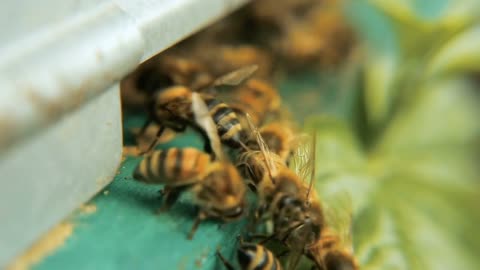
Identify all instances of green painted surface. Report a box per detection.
[34,121,251,270]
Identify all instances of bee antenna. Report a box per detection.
[280,222,305,243]
[306,131,317,204]
[238,140,251,152]
[216,250,235,270]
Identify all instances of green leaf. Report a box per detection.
[369,0,479,30]
[344,0,400,129]
[364,52,398,130]
[307,84,480,269]
[365,0,479,62]
[375,78,480,153]
[427,26,480,77]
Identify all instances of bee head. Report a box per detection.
[203,198,244,221]
[274,170,302,194]
[136,66,174,94]
[276,195,304,223]
[197,163,246,220]
[283,220,320,251]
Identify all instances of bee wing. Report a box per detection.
[324,192,354,254]
[198,65,257,95]
[244,113,278,180]
[289,132,316,202]
[289,134,311,180]
[191,92,225,161]
[212,65,258,87]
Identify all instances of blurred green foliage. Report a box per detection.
[303,1,480,269]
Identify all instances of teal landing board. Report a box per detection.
[34,71,344,270]
[34,120,252,270]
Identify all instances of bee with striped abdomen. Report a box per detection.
[307,228,359,270]
[132,93,248,239]
[244,121,297,165]
[138,65,258,154]
[236,114,288,190]
[202,94,246,149]
[133,147,210,185]
[133,147,246,239]
[236,150,284,192]
[120,50,212,111]
[217,240,283,270]
[256,166,325,270]
[308,195,359,270]
[243,117,326,270]
[218,79,282,128]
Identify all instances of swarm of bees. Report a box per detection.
[121,0,358,269]
[123,64,358,269]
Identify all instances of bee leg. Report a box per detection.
[188,211,207,240]
[139,125,166,155]
[156,187,182,214]
[258,232,280,245]
[247,233,270,241]
[216,250,235,270]
[277,249,290,258]
[318,234,338,250]
[306,253,325,270]
[138,118,153,137]
[203,140,213,157]
[280,222,305,243]
[170,122,187,133]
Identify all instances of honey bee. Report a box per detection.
[154,52,215,91]
[216,78,282,128]
[127,123,176,154]
[120,47,215,110]
[308,196,359,270]
[280,2,355,68]
[236,150,284,192]
[311,242,358,270]
[243,117,326,270]
[133,94,247,239]
[235,114,289,192]
[245,121,296,164]
[133,148,245,239]
[217,242,283,270]
[257,167,325,270]
[138,66,257,154]
[120,61,162,110]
